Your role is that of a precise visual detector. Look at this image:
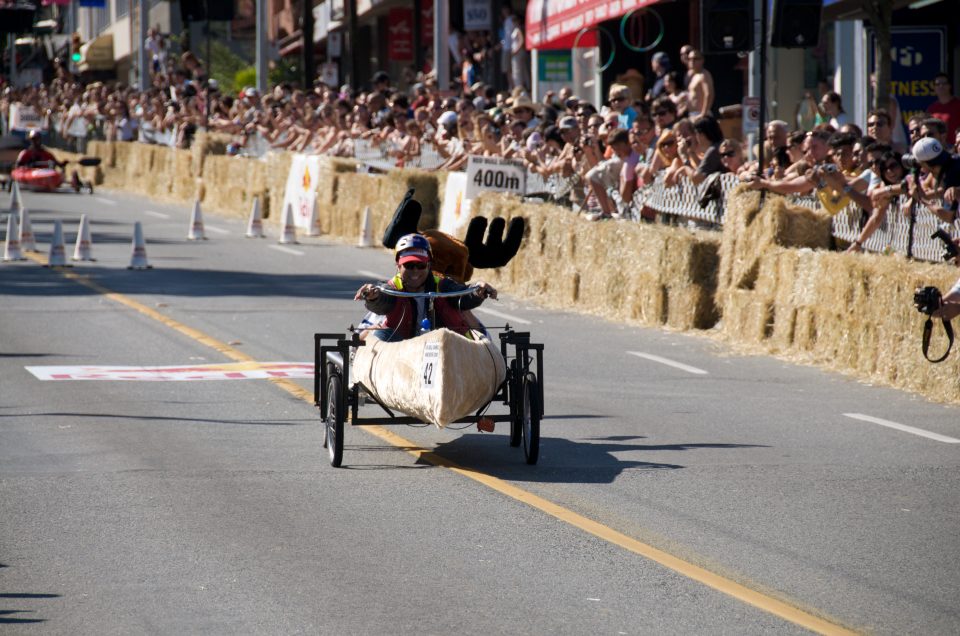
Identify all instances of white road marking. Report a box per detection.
[145,210,170,219]
[627,351,708,375]
[205,225,229,235]
[357,269,384,280]
[94,197,117,206]
[475,306,531,325]
[268,244,305,256]
[843,413,960,444]
[26,362,313,381]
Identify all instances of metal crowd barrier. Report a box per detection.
[830,197,960,262]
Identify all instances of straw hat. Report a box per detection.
[509,95,540,114]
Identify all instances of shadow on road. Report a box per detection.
[425,434,768,484]
[0,266,365,300]
[0,593,60,625]
[0,411,312,427]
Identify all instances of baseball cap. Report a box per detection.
[437,111,458,127]
[558,115,578,130]
[652,51,670,67]
[397,248,431,264]
[913,137,946,164]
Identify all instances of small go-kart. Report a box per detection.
[314,285,544,467]
[9,158,100,194]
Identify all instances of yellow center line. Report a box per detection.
[27,254,859,635]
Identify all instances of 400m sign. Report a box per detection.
[466,156,527,199]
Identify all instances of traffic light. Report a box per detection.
[70,32,82,63]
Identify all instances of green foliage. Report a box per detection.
[208,40,250,96]
[270,57,299,88]
[234,66,257,93]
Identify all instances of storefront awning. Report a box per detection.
[78,32,113,72]
[526,0,661,50]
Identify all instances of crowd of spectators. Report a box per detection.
[3,36,960,233]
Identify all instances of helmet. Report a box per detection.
[394,233,432,264]
[27,129,41,141]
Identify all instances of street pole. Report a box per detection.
[757,0,767,176]
[301,0,315,89]
[256,0,267,92]
[138,0,148,91]
[433,0,449,92]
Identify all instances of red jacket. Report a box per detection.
[368,273,477,340]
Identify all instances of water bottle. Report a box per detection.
[419,317,432,334]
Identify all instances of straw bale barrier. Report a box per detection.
[719,188,960,403]
[472,193,720,330]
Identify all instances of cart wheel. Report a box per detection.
[508,359,521,447]
[521,373,540,465]
[324,366,345,467]
[85,182,94,195]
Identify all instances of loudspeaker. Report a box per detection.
[0,5,38,34]
[180,0,235,23]
[701,0,753,54]
[770,0,822,48]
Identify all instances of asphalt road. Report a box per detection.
[1,186,959,635]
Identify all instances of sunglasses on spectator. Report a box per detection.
[867,119,887,128]
[610,96,627,103]
[634,128,652,135]
[660,140,676,147]
[909,127,921,137]
[401,262,428,270]
[653,110,669,117]
[720,151,736,158]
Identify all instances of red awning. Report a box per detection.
[525,0,661,50]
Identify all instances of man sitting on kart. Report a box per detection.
[16,130,83,191]
[354,233,498,341]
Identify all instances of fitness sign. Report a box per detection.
[465,156,527,199]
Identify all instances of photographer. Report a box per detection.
[933,276,960,321]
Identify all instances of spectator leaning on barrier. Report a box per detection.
[910,137,960,224]
[585,129,638,221]
[849,150,907,253]
[743,130,832,195]
[684,115,724,186]
[927,72,960,145]
[607,83,637,129]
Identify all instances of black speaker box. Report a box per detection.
[0,5,38,34]
[701,0,754,54]
[180,0,235,23]
[770,0,822,48]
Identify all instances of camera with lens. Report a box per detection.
[914,286,943,315]
[822,163,838,173]
[901,153,919,173]
[932,228,959,261]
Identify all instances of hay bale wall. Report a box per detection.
[719,189,960,403]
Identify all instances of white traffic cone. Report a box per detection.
[278,202,298,244]
[187,199,207,240]
[128,221,152,269]
[3,213,25,261]
[19,207,36,252]
[73,214,95,261]
[8,180,21,213]
[306,199,321,237]
[46,220,70,268]
[245,196,265,238]
[358,205,374,247]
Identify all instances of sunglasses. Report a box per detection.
[634,128,652,135]
[653,110,669,117]
[401,262,428,270]
[610,96,626,103]
[867,120,887,128]
[660,140,676,147]
[909,127,921,137]
[720,151,736,158]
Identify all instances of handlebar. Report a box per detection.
[374,284,480,299]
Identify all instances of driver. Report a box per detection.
[354,233,498,341]
[16,129,83,191]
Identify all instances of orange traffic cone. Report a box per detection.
[128,221,152,269]
[19,207,36,252]
[3,213,25,261]
[187,199,207,240]
[278,202,298,244]
[45,220,70,268]
[246,196,265,238]
[73,214,95,261]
